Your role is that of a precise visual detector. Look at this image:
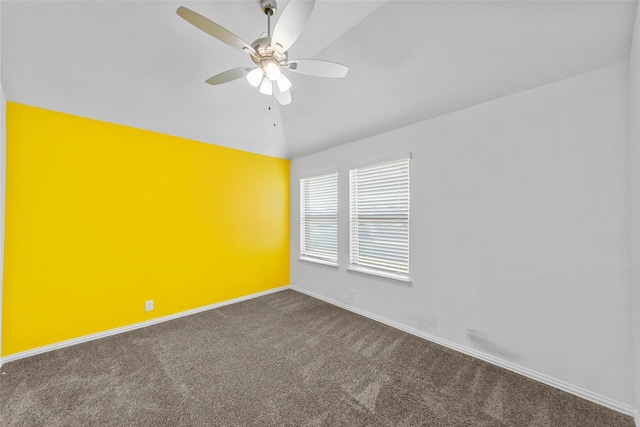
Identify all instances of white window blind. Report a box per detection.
[300,172,338,264]
[349,157,410,278]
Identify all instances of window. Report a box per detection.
[349,156,410,281]
[300,172,338,265]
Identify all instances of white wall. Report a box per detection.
[629,2,640,420]
[291,63,634,408]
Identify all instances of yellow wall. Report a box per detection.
[2,103,290,356]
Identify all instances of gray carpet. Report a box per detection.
[0,289,634,426]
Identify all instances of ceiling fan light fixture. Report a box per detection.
[276,74,292,92]
[177,0,348,107]
[259,78,273,95]
[246,67,264,87]
[265,62,281,81]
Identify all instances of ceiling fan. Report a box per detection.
[177,0,349,106]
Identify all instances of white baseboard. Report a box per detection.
[1,285,290,367]
[3,284,639,423]
[290,285,637,420]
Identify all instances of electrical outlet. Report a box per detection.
[145,300,154,312]
[349,289,355,301]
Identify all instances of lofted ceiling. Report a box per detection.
[1,0,638,159]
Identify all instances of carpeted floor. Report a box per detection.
[0,289,635,426]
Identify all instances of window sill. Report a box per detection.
[347,266,412,286]
[298,257,339,269]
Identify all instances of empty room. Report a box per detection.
[1,0,640,425]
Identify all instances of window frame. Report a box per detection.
[299,170,339,267]
[348,155,411,284]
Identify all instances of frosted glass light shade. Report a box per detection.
[276,74,292,92]
[265,62,281,81]
[274,87,291,106]
[246,68,264,87]
[259,78,273,95]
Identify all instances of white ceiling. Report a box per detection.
[1,0,637,159]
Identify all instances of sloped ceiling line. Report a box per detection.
[1,1,636,159]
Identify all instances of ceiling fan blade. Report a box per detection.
[177,6,255,55]
[205,67,254,85]
[271,0,315,52]
[287,59,348,78]
[274,86,292,106]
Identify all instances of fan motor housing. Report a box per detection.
[250,37,288,66]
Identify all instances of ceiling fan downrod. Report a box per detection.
[260,0,277,38]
